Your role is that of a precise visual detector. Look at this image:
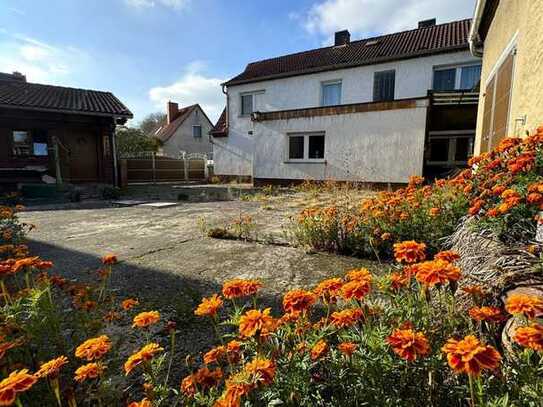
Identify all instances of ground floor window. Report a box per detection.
[426,132,474,167]
[12,130,48,157]
[286,133,325,162]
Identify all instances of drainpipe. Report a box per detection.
[469,0,486,57]
[111,121,119,187]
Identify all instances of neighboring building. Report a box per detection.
[469,0,543,154]
[211,19,482,185]
[0,72,132,190]
[154,102,213,157]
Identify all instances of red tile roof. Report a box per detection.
[154,104,198,142]
[209,108,227,137]
[0,76,132,118]
[225,19,472,86]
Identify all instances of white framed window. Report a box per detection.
[321,80,342,106]
[426,131,475,166]
[433,63,482,91]
[192,125,202,138]
[240,90,265,116]
[286,132,325,162]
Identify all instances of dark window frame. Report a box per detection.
[286,132,326,162]
[373,70,395,102]
[11,129,49,158]
[192,125,202,138]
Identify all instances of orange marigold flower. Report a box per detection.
[75,335,111,361]
[239,308,276,338]
[74,363,104,383]
[194,294,223,318]
[337,342,357,357]
[101,254,117,265]
[514,323,543,352]
[128,398,153,407]
[505,294,543,319]
[124,343,164,375]
[310,339,329,361]
[0,340,21,361]
[462,285,486,296]
[390,271,410,291]
[330,308,363,329]
[122,298,139,310]
[132,311,160,328]
[345,267,372,282]
[442,335,501,376]
[341,279,371,300]
[222,279,262,299]
[434,250,460,263]
[314,278,343,302]
[180,375,196,397]
[282,289,316,316]
[36,356,69,378]
[182,367,223,396]
[429,207,440,217]
[204,345,226,365]
[393,241,426,264]
[244,358,275,386]
[11,256,40,273]
[0,369,37,405]
[468,306,505,323]
[387,328,430,361]
[415,259,461,287]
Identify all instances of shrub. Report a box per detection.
[292,127,543,259]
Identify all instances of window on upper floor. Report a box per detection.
[287,133,325,161]
[192,125,202,138]
[240,90,265,116]
[433,64,482,91]
[373,70,395,102]
[12,130,48,157]
[321,80,342,106]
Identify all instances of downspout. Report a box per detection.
[111,121,119,187]
[469,0,486,57]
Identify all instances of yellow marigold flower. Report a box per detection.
[244,357,275,386]
[393,241,426,264]
[442,335,501,377]
[124,343,164,375]
[122,298,139,310]
[75,335,111,361]
[505,294,543,319]
[514,323,543,351]
[74,363,104,383]
[0,369,37,405]
[101,254,117,265]
[194,294,223,317]
[132,311,160,328]
[239,308,276,338]
[310,339,329,361]
[36,356,69,378]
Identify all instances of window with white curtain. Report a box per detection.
[460,65,482,90]
[321,81,342,106]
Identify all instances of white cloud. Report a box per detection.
[300,0,476,41]
[124,0,190,10]
[148,62,225,123]
[0,32,89,84]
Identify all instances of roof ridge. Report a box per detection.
[245,18,471,66]
[5,79,116,96]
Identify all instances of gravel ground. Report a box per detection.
[19,196,378,382]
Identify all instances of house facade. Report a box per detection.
[469,0,543,154]
[0,72,132,191]
[154,102,213,157]
[211,19,482,185]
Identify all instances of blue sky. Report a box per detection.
[0,0,475,124]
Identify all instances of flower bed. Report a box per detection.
[292,127,543,259]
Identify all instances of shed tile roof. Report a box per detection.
[154,104,198,142]
[209,108,227,137]
[225,19,472,86]
[0,75,133,118]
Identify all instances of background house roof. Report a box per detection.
[209,108,227,137]
[154,104,198,142]
[0,75,133,118]
[225,18,472,86]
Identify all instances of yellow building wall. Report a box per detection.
[474,0,543,154]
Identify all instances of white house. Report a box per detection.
[155,102,213,157]
[211,18,482,185]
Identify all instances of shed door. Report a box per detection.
[67,129,99,182]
